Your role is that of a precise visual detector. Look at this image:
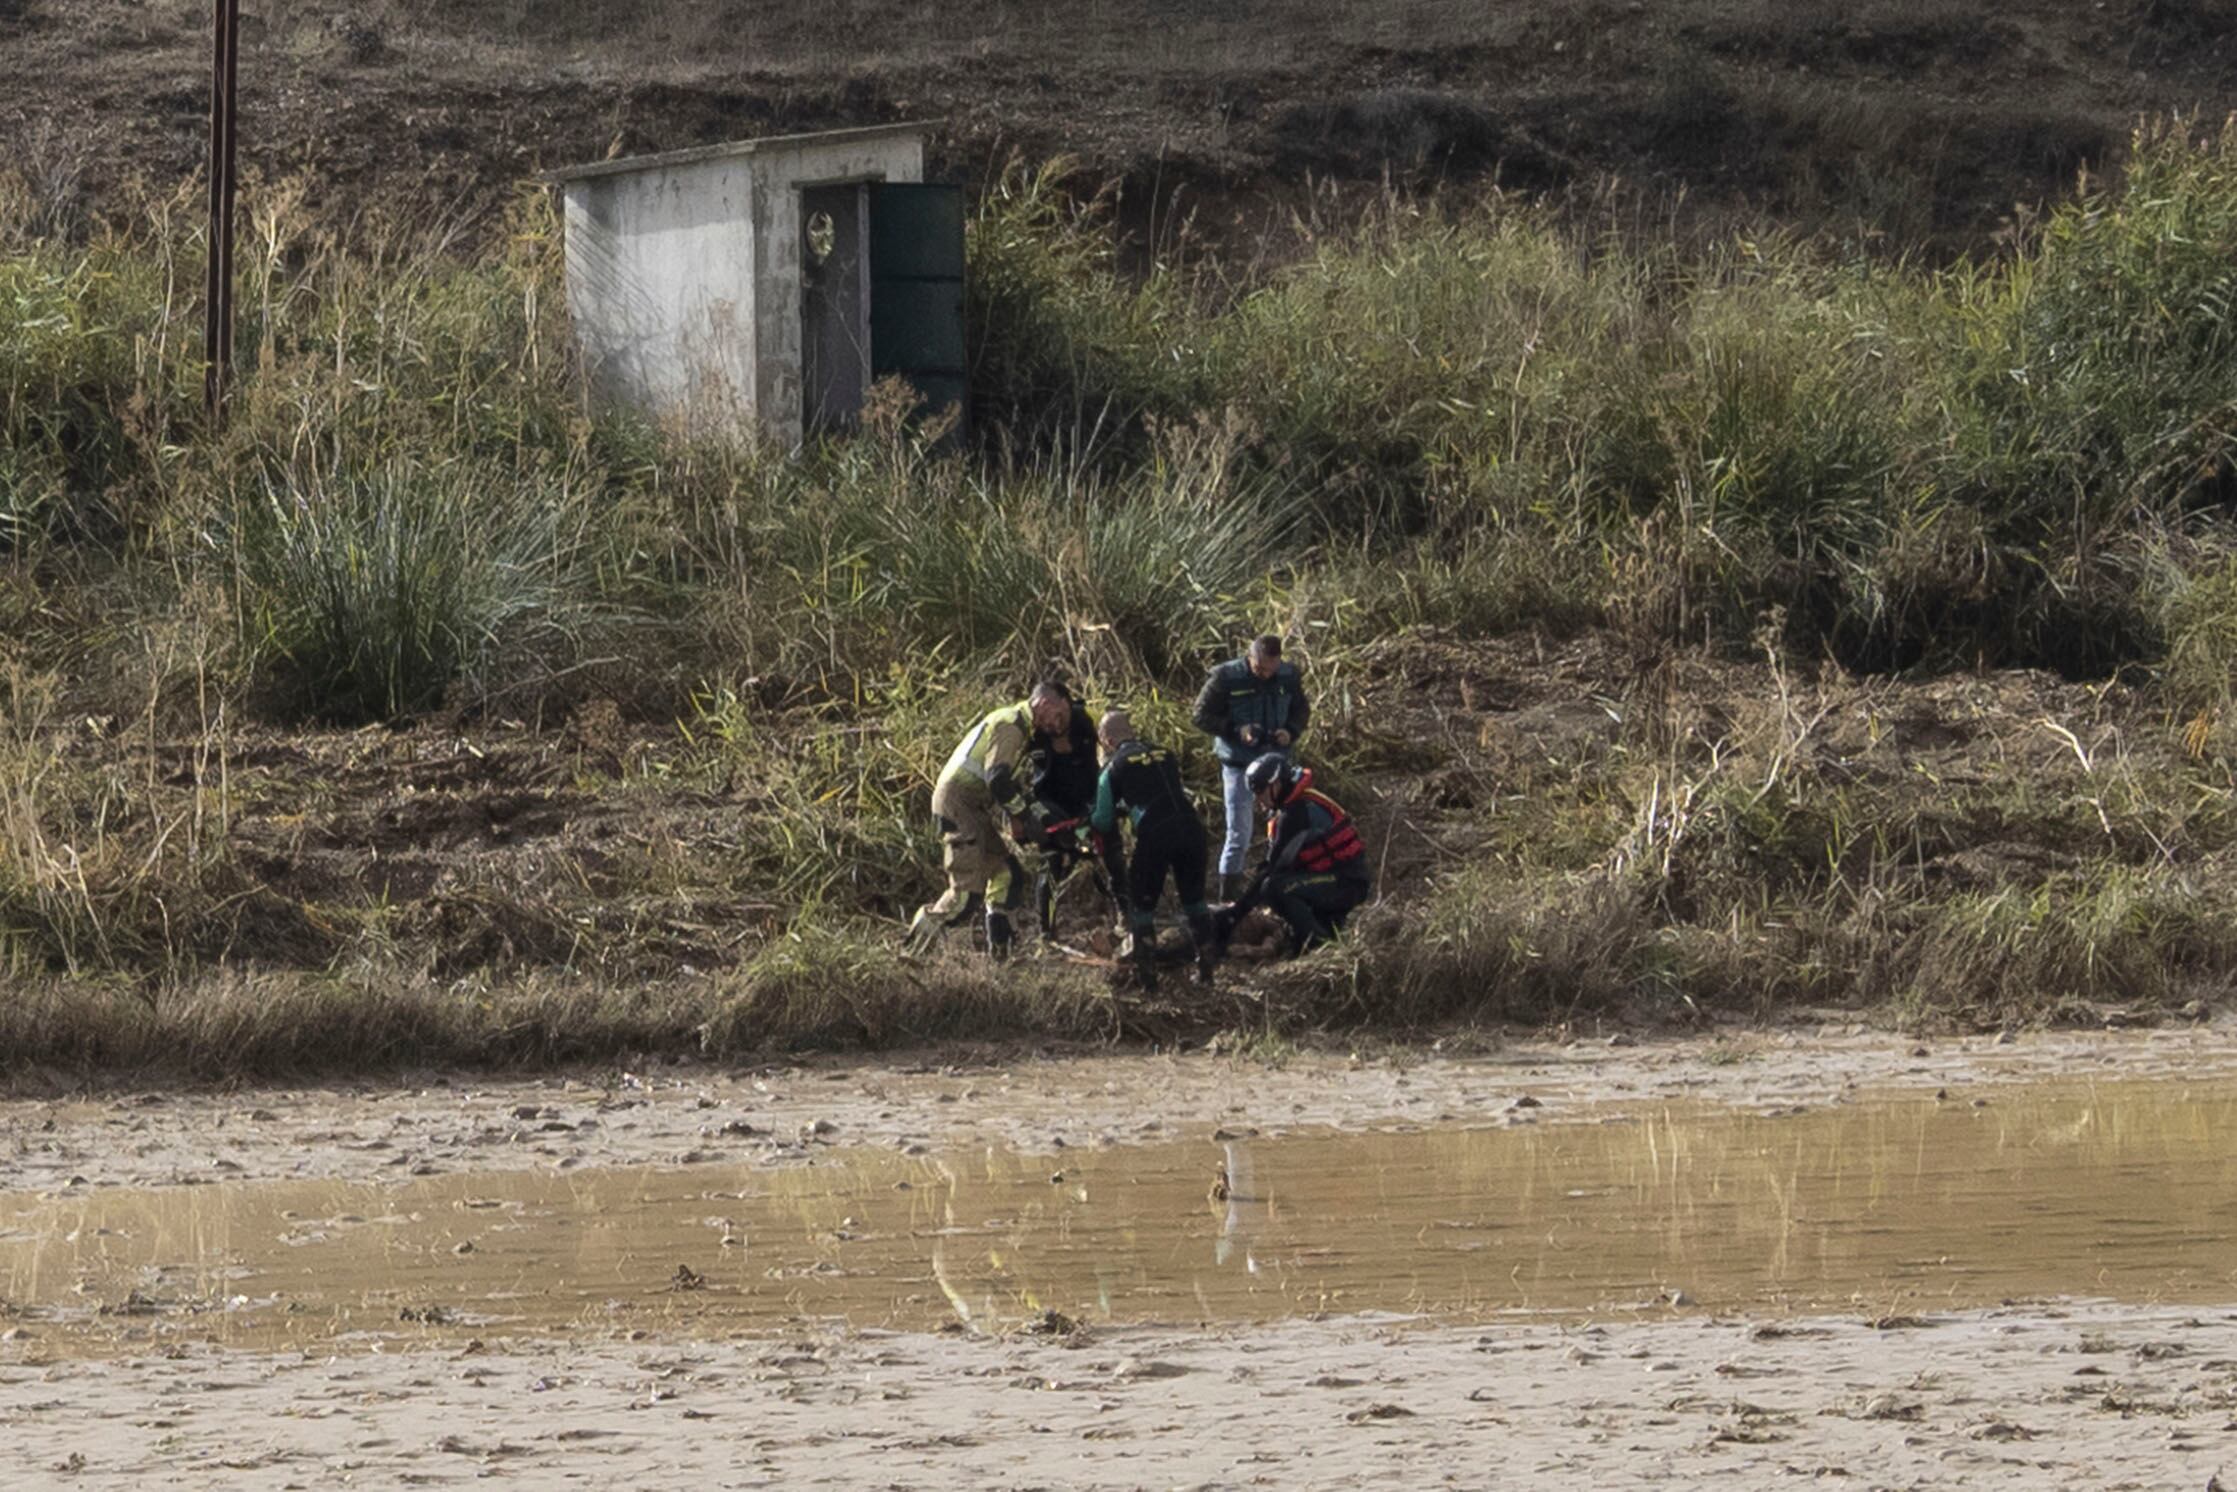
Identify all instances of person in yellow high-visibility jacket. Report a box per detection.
[908,682,1072,958]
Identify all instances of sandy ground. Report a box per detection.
[9,1023,2237,1195]
[10,1027,2237,1488]
[3,1302,2231,1489]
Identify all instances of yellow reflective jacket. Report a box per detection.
[937,701,1034,804]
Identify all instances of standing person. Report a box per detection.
[1231,753,1370,954]
[1088,710,1218,992]
[907,682,1073,960]
[1192,635,1311,900]
[1027,681,1102,938]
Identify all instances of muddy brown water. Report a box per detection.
[5,1079,2236,1357]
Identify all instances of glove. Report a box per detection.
[1008,808,1047,845]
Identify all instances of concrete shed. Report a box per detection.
[549,123,964,444]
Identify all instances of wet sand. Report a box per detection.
[9,1024,2237,1194]
[3,1303,2231,1488]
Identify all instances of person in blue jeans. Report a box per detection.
[1191,634,1311,900]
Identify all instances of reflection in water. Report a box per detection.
[6,1079,2237,1357]
[1215,1140,1262,1272]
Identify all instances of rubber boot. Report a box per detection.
[985,908,1015,962]
[1130,932,1160,994]
[1187,911,1218,989]
[1218,873,1246,904]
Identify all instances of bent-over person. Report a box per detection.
[908,682,1072,959]
[1088,709,1218,992]
[1233,753,1370,954]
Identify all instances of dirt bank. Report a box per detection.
[3,1302,2230,1488]
[9,1025,2236,1194]
[13,0,2237,247]
[11,626,2230,1077]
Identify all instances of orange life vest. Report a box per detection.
[1268,783,1364,873]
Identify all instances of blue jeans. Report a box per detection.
[1219,763,1257,875]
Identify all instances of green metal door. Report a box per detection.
[868,182,967,433]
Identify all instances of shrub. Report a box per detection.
[230,458,593,721]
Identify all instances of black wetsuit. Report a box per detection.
[1089,738,1213,934]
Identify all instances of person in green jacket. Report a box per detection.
[1088,709,1217,993]
[908,682,1072,959]
[1192,635,1310,900]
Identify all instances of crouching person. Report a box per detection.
[908,683,1073,959]
[1233,753,1370,954]
[1089,710,1218,992]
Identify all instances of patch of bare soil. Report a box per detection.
[2,1304,2231,1488]
[141,718,775,978]
[8,1026,2234,1192]
[12,0,2237,245]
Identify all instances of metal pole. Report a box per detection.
[203,0,240,421]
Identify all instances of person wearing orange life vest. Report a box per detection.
[1229,753,1371,954]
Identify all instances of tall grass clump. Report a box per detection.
[2151,530,2237,725]
[1946,120,2237,524]
[1927,118,2237,667]
[1879,868,2237,1025]
[0,218,181,544]
[1208,202,1657,527]
[229,458,596,722]
[655,392,1299,695]
[0,660,240,978]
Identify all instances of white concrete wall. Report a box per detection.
[560,129,925,444]
[562,157,760,432]
[748,134,925,444]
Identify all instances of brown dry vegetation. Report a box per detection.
[7,622,2231,1078]
[8,0,2237,249]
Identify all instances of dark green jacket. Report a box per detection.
[1192,657,1310,767]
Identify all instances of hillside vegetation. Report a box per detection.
[12,0,2237,250]
[6,122,2237,1074]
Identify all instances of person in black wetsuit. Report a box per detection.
[1088,709,1218,992]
